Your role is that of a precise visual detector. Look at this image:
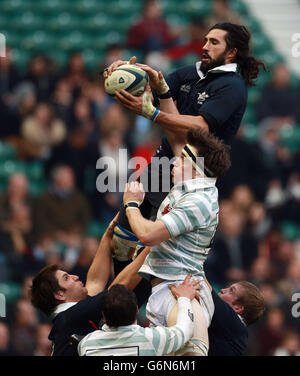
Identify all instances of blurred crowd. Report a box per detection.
[1,0,300,356]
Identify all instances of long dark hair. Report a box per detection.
[209,22,267,86]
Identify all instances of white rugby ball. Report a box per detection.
[104,64,149,97]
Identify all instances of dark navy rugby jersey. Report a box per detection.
[208,290,248,356]
[156,62,248,158]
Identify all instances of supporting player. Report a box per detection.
[78,274,199,356]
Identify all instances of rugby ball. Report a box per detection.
[104,64,149,97]
[113,223,138,261]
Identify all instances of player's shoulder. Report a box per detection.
[212,71,247,94]
[168,64,199,80]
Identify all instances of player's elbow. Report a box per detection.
[139,233,160,247]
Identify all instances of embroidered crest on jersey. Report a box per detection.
[162,203,171,215]
[197,91,209,104]
[180,84,191,93]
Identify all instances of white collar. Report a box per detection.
[51,302,78,318]
[196,61,238,80]
[174,177,217,191]
[238,314,247,326]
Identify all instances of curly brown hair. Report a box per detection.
[186,128,231,178]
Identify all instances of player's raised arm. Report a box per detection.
[85,214,118,296]
[123,181,171,246]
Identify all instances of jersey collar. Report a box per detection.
[51,302,78,318]
[196,61,238,80]
[174,177,217,192]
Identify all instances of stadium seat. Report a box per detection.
[281,221,300,241]
[29,181,48,197]
[230,0,249,17]
[242,106,257,125]
[242,123,259,143]
[279,124,300,153]
[26,161,44,181]
[85,221,107,238]
[247,87,261,107]
[10,11,43,31]
[21,30,56,53]
[0,142,16,160]
[11,48,31,72]
[180,0,212,18]
[0,282,21,303]
[82,49,104,70]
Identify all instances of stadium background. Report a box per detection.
[0,0,300,356]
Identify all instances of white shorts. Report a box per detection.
[146,278,214,328]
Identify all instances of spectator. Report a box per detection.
[34,165,91,237]
[257,63,299,123]
[127,0,178,56]
[24,55,55,101]
[273,331,300,356]
[52,78,73,128]
[0,47,21,103]
[205,208,258,286]
[21,102,66,160]
[0,320,18,355]
[64,52,89,94]
[10,298,39,356]
[258,307,285,355]
[0,173,33,224]
[33,323,52,356]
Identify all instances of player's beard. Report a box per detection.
[201,50,228,74]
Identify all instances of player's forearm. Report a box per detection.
[158,98,179,115]
[126,208,155,243]
[86,233,112,292]
[155,111,209,135]
[161,297,194,355]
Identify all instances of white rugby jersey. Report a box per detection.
[139,177,219,281]
[78,297,193,356]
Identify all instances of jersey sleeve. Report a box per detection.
[145,297,194,356]
[198,80,247,135]
[161,194,212,238]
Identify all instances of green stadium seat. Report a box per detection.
[0,142,16,160]
[58,31,92,51]
[230,0,249,17]
[245,15,262,34]
[279,124,300,153]
[29,181,48,197]
[26,161,44,181]
[247,87,261,107]
[11,48,31,72]
[0,282,21,302]
[85,221,107,238]
[21,30,56,52]
[34,0,69,15]
[47,49,69,68]
[180,0,212,18]
[79,13,111,33]
[242,124,259,143]
[4,31,20,49]
[48,12,80,32]
[281,221,300,241]
[166,14,190,27]
[251,33,273,55]
[0,160,26,182]
[259,50,285,70]
[10,11,43,31]
[82,49,104,70]
[0,0,29,15]
[242,106,258,125]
